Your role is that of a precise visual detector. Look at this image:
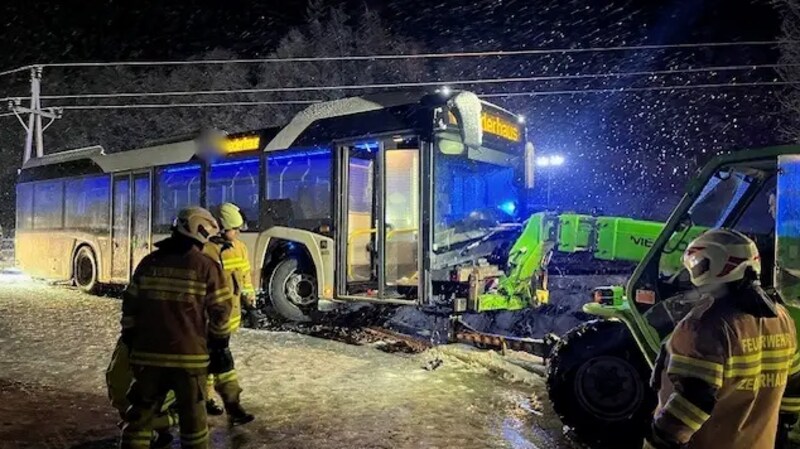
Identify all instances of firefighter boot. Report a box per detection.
[225,402,255,427]
[205,399,224,416]
[151,430,173,449]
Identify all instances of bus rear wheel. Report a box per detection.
[73,246,99,294]
[268,257,317,322]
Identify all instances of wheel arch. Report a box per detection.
[70,239,103,283]
[253,227,334,300]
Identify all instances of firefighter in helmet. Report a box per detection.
[119,207,233,449]
[645,228,800,449]
[202,202,256,425]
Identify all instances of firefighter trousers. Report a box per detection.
[121,366,208,449]
[207,369,243,405]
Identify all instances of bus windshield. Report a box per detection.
[432,133,523,251]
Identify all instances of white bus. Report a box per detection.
[15,90,533,321]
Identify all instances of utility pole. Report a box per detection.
[9,66,62,164]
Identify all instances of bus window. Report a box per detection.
[65,176,111,231]
[155,163,201,231]
[207,157,260,229]
[266,149,332,226]
[33,180,64,229]
[16,183,33,230]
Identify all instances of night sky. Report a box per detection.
[0,0,788,224]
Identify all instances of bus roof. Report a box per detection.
[20,90,520,175]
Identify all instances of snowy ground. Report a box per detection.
[0,279,583,449]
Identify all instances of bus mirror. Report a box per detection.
[525,142,535,188]
[438,138,464,155]
[449,92,483,150]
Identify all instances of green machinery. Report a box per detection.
[472,211,700,313]
[541,146,800,448]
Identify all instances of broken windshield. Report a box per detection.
[432,133,523,252]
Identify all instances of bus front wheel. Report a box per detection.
[73,246,99,294]
[268,257,317,322]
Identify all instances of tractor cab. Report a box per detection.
[548,146,800,449]
[628,149,800,363]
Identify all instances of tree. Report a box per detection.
[0,3,436,229]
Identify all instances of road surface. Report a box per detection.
[0,278,581,449]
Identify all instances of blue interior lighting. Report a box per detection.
[498,201,517,216]
[354,141,379,152]
[211,158,260,168]
[268,148,331,161]
[161,164,201,174]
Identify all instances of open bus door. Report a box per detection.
[336,137,421,303]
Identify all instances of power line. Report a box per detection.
[0,66,33,78]
[0,40,792,77]
[13,62,788,102]
[0,79,789,117]
[482,80,792,97]
[31,80,788,112]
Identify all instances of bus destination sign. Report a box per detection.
[447,110,522,143]
[222,135,261,154]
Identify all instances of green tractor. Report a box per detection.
[545,146,800,448]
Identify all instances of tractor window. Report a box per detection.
[776,155,800,307]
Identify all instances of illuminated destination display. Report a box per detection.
[222,135,261,154]
[447,110,522,142]
[481,112,521,142]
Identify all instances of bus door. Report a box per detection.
[337,137,420,302]
[111,172,152,282]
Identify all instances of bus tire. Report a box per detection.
[547,320,655,449]
[268,257,317,323]
[73,246,99,294]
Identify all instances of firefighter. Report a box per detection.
[119,207,233,449]
[644,228,800,449]
[202,202,256,425]
[106,337,177,448]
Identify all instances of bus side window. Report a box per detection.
[207,157,260,229]
[16,183,34,230]
[65,176,111,231]
[155,164,201,232]
[32,180,65,230]
[265,149,332,227]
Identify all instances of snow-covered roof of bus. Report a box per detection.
[21,139,197,173]
[264,91,426,151]
[21,90,512,172]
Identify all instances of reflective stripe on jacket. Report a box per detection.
[121,238,232,374]
[653,295,800,449]
[204,237,254,332]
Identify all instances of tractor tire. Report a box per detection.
[547,319,656,449]
[73,246,99,294]
[268,257,317,323]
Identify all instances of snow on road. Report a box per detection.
[0,281,581,449]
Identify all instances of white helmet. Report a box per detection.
[682,228,761,287]
[173,207,220,244]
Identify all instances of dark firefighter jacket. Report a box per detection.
[204,237,255,333]
[121,236,233,374]
[652,286,800,449]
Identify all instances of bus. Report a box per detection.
[15,90,534,321]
